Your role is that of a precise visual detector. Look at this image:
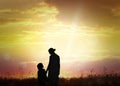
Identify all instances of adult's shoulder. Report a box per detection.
[55,53,60,57]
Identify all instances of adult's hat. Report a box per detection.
[48,48,56,52]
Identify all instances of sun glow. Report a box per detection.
[18,3,99,72]
[23,22,98,61]
[0,1,111,78]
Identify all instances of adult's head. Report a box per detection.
[48,48,56,55]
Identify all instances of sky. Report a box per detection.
[0,0,120,78]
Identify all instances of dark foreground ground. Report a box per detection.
[0,74,120,86]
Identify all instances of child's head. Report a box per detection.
[37,63,43,70]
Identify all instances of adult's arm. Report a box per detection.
[46,56,51,72]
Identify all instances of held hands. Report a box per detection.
[45,70,48,74]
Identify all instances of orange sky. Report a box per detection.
[0,0,120,78]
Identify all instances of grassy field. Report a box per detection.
[0,74,120,86]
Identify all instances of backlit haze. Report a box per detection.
[0,0,120,78]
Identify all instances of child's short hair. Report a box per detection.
[37,63,43,69]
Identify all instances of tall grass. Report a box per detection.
[0,73,120,86]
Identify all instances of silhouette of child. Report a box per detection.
[37,63,47,86]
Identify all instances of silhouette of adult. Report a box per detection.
[46,48,60,86]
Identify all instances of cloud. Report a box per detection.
[0,2,60,48]
[0,57,36,78]
[46,0,120,28]
[111,7,120,16]
[0,0,41,9]
[1,0,120,28]
[0,2,58,25]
